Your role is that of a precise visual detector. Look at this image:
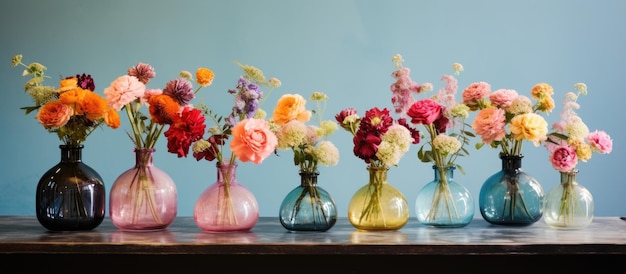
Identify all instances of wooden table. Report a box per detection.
[1,216,624,272]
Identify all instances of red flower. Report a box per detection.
[193,134,228,161]
[406,99,443,125]
[353,131,381,164]
[164,107,206,158]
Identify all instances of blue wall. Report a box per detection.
[1,0,624,217]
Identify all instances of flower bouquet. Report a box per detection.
[103,62,213,230]
[336,102,419,230]
[543,83,613,228]
[12,54,120,230]
[465,80,554,225]
[390,54,475,227]
[184,62,281,231]
[271,91,340,231]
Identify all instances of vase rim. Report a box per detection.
[59,144,84,149]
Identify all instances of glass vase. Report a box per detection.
[194,161,259,232]
[543,169,593,229]
[109,148,178,231]
[415,165,474,227]
[279,170,337,232]
[347,166,409,231]
[479,154,544,226]
[36,145,106,231]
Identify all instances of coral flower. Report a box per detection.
[230,118,277,164]
[472,107,506,145]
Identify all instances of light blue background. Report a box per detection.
[1,0,624,218]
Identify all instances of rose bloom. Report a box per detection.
[587,130,613,154]
[37,100,73,128]
[406,99,443,125]
[103,75,146,111]
[272,94,312,126]
[509,113,548,146]
[472,107,506,144]
[230,118,278,164]
[549,145,578,172]
[195,67,215,86]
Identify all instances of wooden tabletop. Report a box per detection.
[1,216,624,272]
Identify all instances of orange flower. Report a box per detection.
[148,94,180,124]
[196,68,215,87]
[37,100,73,128]
[271,93,311,125]
[230,118,277,164]
[104,107,121,129]
[57,77,78,93]
[80,91,109,121]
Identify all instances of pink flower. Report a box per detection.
[390,67,421,114]
[549,145,578,172]
[472,107,507,144]
[462,81,491,110]
[406,99,443,125]
[230,118,278,164]
[587,130,613,154]
[489,89,518,109]
[103,75,146,111]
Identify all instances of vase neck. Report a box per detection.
[560,169,578,186]
[134,148,155,168]
[59,144,84,163]
[299,170,319,187]
[500,154,523,174]
[433,165,454,180]
[367,166,388,185]
[217,163,238,185]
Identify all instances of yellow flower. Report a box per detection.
[196,67,215,87]
[509,113,548,146]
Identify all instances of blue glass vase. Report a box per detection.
[415,165,474,227]
[279,170,337,232]
[479,154,544,226]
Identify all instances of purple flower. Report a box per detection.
[163,78,194,105]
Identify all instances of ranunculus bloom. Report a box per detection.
[471,107,506,144]
[462,81,491,110]
[549,145,578,172]
[587,130,613,154]
[230,118,278,164]
[103,75,146,111]
[195,68,215,86]
[510,113,548,146]
[128,62,156,85]
[406,99,443,125]
[489,89,518,109]
[104,107,121,129]
[37,100,73,128]
[79,90,109,121]
[148,94,181,125]
[272,93,312,125]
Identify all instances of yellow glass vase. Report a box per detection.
[347,166,409,231]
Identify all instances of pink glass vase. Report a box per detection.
[109,148,178,231]
[194,162,259,232]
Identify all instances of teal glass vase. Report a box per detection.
[415,165,474,227]
[279,170,337,232]
[479,154,544,226]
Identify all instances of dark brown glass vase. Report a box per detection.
[36,145,106,231]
